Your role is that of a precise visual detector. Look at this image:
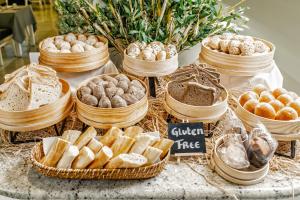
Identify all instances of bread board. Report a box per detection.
[164,81,228,123]
[39,35,109,73]
[199,37,275,76]
[31,142,169,179]
[76,74,148,129]
[235,96,300,135]
[123,50,178,77]
[0,79,73,132]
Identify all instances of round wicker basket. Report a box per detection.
[39,35,109,73]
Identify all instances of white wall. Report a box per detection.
[224,0,300,93]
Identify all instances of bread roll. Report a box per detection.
[42,137,57,155]
[129,134,153,154]
[105,153,147,169]
[239,91,258,106]
[254,102,276,119]
[289,100,300,116]
[42,138,70,167]
[153,138,174,159]
[269,100,284,112]
[74,126,97,150]
[258,91,275,103]
[253,84,268,96]
[272,88,287,98]
[56,145,79,169]
[87,138,103,154]
[100,127,123,147]
[275,107,298,121]
[124,126,144,138]
[61,130,82,144]
[88,146,113,169]
[111,136,135,157]
[277,94,293,105]
[71,147,95,169]
[243,99,259,113]
[143,146,162,165]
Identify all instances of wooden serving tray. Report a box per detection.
[31,143,169,180]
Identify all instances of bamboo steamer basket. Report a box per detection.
[39,35,109,72]
[199,37,275,76]
[31,142,169,179]
[123,50,179,77]
[235,96,300,135]
[0,79,73,132]
[76,74,148,129]
[164,81,228,123]
[212,136,269,185]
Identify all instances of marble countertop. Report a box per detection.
[0,143,298,200]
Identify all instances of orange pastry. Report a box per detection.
[243,99,259,113]
[275,107,298,121]
[289,100,300,116]
[239,91,259,106]
[253,84,268,96]
[258,91,275,103]
[277,94,293,105]
[254,102,276,119]
[272,88,287,98]
[269,100,284,112]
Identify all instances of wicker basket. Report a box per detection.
[164,81,228,123]
[39,35,109,73]
[199,37,275,76]
[0,79,73,132]
[31,143,169,179]
[123,51,178,77]
[76,74,148,129]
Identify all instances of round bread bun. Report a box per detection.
[243,99,259,113]
[253,84,268,96]
[275,107,298,121]
[289,100,300,116]
[269,100,284,112]
[258,91,275,103]
[254,102,276,119]
[239,91,259,106]
[272,88,287,98]
[277,94,293,105]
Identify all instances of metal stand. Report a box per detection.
[148,77,156,97]
[275,140,296,159]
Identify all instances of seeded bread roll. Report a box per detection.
[81,94,98,106]
[111,95,127,108]
[127,85,145,100]
[105,86,118,99]
[130,80,145,92]
[115,88,124,96]
[92,85,105,100]
[121,93,139,105]
[115,74,130,83]
[117,80,129,92]
[102,75,118,85]
[78,87,92,99]
[98,96,111,108]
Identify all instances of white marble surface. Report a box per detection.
[0,145,298,200]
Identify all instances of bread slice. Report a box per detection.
[42,138,70,167]
[74,126,97,150]
[100,127,123,147]
[153,138,174,159]
[105,153,147,169]
[137,131,160,146]
[61,130,82,144]
[111,136,135,157]
[124,126,144,138]
[71,147,95,169]
[56,145,79,169]
[87,138,103,154]
[88,146,113,169]
[143,146,163,165]
[42,137,57,155]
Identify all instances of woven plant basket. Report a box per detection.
[31,143,169,179]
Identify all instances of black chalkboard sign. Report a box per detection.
[168,122,206,155]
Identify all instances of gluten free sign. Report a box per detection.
[168,122,206,155]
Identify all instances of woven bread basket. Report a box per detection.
[31,143,169,179]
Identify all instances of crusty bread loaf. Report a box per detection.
[56,145,79,169]
[87,138,103,154]
[74,126,97,150]
[100,127,123,147]
[42,137,57,155]
[111,136,135,157]
[153,138,174,159]
[143,146,162,165]
[124,126,144,138]
[61,130,82,144]
[88,146,113,169]
[105,153,147,169]
[129,134,152,154]
[42,138,70,167]
[138,131,160,146]
[71,147,95,169]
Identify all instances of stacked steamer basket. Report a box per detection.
[164,64,228,123]
[0,64,72,132]
[199,33,275,76]
[76,74,148,129]
[39,33,109,73]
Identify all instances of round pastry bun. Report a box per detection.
[289,100,300,116]
[253,84,268,96]
[272,88,287,99]
[258,91,275,103]
[243,99,259,113]
[239,91,259,106]
[269,100,284,112]
[277,94,293,105]
[275,107,298,121]
[254,102,276,119]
